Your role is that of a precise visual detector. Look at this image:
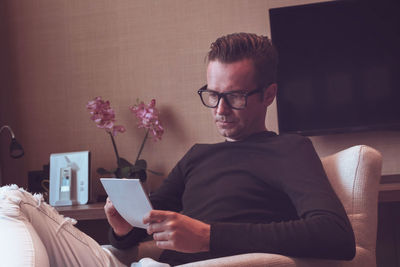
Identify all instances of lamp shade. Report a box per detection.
[9,138,24,159]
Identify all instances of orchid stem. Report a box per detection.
[109,132,121,167]
[135,129,149,163]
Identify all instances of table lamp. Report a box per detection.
[0,125,24,159]
[0,125,24,185]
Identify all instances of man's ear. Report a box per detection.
[263,83,277,107]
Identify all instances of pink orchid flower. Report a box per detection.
[87,97,126,136]
[130,99,164,141]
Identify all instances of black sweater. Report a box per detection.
[109,132,356,265]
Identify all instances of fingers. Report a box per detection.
[144,210,179,235]
[104,197,110,207]
[104,198,125,223]
[104,197,112,208]
[143,210,175,224]
[152,231,177,251]
[154,240,175,250]
[144,211,211,253]
[152,231,171,241]
[104,197,117,215]
[146,217,172,235]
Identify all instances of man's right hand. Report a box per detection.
[104,197,133,237]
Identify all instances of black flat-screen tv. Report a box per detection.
[269,0,400,136]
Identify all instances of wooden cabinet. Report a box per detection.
[56,202,106,220]
[377,201,400,267]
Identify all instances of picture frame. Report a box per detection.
[49,151,90,206]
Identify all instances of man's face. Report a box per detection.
[206,59,274,141]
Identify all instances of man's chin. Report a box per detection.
[217,128,239,141]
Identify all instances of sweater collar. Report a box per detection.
[225,131,277,143]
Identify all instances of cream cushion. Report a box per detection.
[0,216,50,267]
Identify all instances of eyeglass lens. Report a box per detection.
[200,91,247,109]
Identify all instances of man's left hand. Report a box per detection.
[143,210,210,253]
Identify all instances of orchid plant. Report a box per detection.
[87,97,164,181]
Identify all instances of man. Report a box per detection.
[0,33,355,267]
[106,33,356,265]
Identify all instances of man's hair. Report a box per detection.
[207,33,278,88]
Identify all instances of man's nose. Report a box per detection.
[216,97,231,114]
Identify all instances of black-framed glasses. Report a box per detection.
[197,85,265,110]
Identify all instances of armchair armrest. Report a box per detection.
[177,253,297,267]
[102,240,163,266]
[177,246,373,267]
[104,243,371,267]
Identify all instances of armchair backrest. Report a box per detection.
[321,145,382,265]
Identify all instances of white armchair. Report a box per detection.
[107,145,382,267]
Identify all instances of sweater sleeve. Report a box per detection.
[149,163,186,211]
[108,152,187,249]
[210,210,355,260]
[108,227,148,249]
[209,136,355,260]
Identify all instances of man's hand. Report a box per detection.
[143,210,210,253]
[104,197,133,237]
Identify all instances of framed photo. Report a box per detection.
[49,151,90,206]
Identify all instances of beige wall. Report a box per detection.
[1,0,399,201]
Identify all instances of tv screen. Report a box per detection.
[270,0,400,136]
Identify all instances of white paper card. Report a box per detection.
[100,178,153,229]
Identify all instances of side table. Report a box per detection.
[55,202,109,244]
[55,202,106,220]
